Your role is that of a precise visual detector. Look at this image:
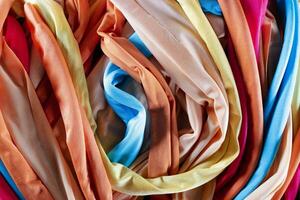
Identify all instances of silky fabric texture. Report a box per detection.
[283,165,300,200]
[107,32,176,200]
[1,14,84,200]
[273,128,300,199]
[91,57,150,154]
[199,0,221,16]
[24,3,112,199]
[236,0,300,198]
[0,26,52,200]
[86,0,243,195]
[0,108,51,200]
[177,0,242,197]
[205,13,226,42]
[100,32,179,200]
[233,10,285,199]
[29,44,44,88]
[0,161,24,200]
[2,13,29,200]
[87,22,152,158]
[103,30,176,167]
[32,0,114,126]
[0,0,298,199]
[103,61,147,166]
[32,0,125,129]
[246,114,292,199]
[119,0,232,172]
[97,29,229,195]
[215,36,249,193]
[215,0,264,198]
[100,32,180,177]
[176,1,246,197]
[128,32,179,177]
[240,0,268,60]
[1,0,81,199]
[25,0,97,132]
[0,8,52,196]
[260,10,282,96]
[63,0,89,42]
[87,56,126,152]
[3,15,30,72]
[92,3,229,184]
[80,0,125,73]
[217,7,280,196]
[0,174,18,200]
[112,0,230,170]
[273,61,300,199]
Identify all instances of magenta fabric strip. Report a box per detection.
[0,174,18,200]
[283,164,300,200]
[3,15,30,72]
[214,35,249,195]
[240,0,269,59]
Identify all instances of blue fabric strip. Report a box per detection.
[103,32,152,166]
[103,63,147,166]
[199,0,222,16]
[0,160,25,200]
[235,0,300,198]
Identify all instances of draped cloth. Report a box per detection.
[236,0,300,198]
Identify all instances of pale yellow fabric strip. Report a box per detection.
[175,0,241,196]
[177,0,241,166]
[25,0,97,131]
[292,61,300,132]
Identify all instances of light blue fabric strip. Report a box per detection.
[103,32,153,166]
[103,63,146,166]
[235,0,300,198]
[0,160,25,200]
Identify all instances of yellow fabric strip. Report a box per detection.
[25,0,97,131]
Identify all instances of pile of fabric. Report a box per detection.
[0,0,299,199]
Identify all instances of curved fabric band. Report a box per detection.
[3,15,30,72]
[103,62,147,166]
[1,14,29,200]
[92,0,240,195]
[24,3,112,198]
[235,0,300,198]
[240,0,268,59]
[176,1,246,194]
[25,0,96,132]
[0,3,53,198]
[283,165,300,200]
[104,32,159,166]
[215,36,249,192]
[214,0,264,198]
